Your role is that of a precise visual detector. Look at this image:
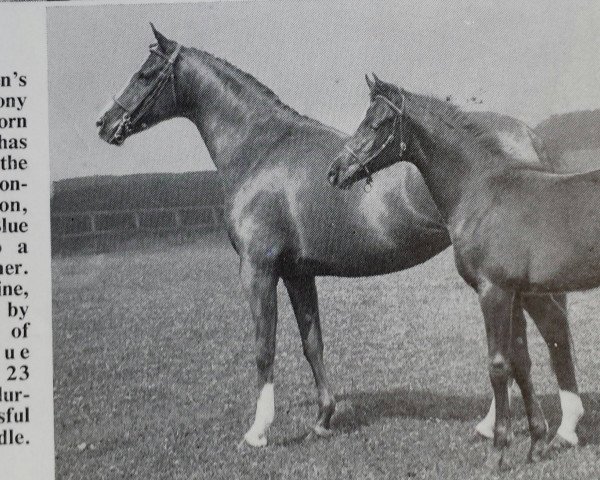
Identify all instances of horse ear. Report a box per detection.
[365,74,375,91]
[150,23,174,52]
[372,73,382,85]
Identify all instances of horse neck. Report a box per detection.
[175,48,298,178]
[407,116,499,222]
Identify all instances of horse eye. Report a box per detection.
[138,69,154,81]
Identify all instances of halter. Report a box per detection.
[110,43,182,144]
[344,94,406,191]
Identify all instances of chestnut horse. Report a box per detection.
[329,77,593,467]
[97,28,579,450]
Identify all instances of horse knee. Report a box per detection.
[489,354,511,382]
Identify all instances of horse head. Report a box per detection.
[97,24,182,145]
[328,74,410,189]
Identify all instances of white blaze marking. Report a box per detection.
[243,383,275,447]
[556,390,584,445]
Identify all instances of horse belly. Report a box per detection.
[296,222,450,277]
[527,237,600,292]
[293,164,451,277]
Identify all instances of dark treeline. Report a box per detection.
[535,109,600,172]
[51,171,224,213]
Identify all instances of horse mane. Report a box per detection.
[186,47,313,122]
[370,80,506,156]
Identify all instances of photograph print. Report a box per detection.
[49,1,600,478]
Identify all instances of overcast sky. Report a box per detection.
[47,0,600,179]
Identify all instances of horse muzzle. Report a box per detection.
[97,114,129,146]
[328,153,362,190]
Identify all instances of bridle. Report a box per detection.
[344,93,406,191]
[110,43,182,144]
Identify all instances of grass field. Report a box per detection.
[52,232,600,479]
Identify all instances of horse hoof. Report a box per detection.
[543,433,577,459]
[472,429,492,443]
[484,447,510,472]
[241,430,268,448]
[305,425,334,442]
[528,441,546,463]
[313,424,334,438]
[474,420,494,440]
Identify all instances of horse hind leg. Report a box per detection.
[283,275,336,437]
[523,293,584,450]
[240,260,279,448]
[511,293,548,462]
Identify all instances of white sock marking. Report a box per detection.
[244,383,274,447]
[557,390,584,445]
[475,380,516,439]
[476,397,496,439]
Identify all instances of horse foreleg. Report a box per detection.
[523,293,584,448]
[479,283,515,471]
[475,367,518,439]
[511,294,548,462]
[240,260,278,448]
[283,275,336,437]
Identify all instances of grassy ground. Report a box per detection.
[52,232,600,479]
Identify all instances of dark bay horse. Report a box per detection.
[97,27,578,449]
[329,77,593,467]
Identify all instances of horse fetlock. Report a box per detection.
[244,382,274,449]
[556,390,583,445]
[317,395,336,429]
[475,414,495,440]
[255,348,275,375]
[484,446,509,472]
[555,426,580,446]
[493,423,512,448]
[530,416,549,442]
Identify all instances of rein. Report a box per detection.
[111,43,182,144]
[345,94,406,191]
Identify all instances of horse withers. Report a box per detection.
[97,26,578,451]
[328,76,590,468]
